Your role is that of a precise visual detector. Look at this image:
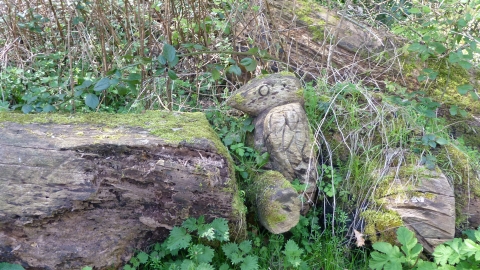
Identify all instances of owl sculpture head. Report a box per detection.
[226,73,304,116]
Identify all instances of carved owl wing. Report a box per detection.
[263,103,317,193]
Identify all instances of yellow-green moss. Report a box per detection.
[254,171,294,228]
[361,209,403,243]
[296,0,332,42]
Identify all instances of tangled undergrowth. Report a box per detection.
[1,0,480,269]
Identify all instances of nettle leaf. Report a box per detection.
[166,227,192,251]
[136,252,149,264]
[239,240,253,254]
[222,242,240,258]
[94,77,111,91]
[210,218,229,242]
[85,93,99,109]
[240,255,259,270]
[162,43,176,62]
[197,263,215,270]
[182,217,198,232]
[457,84,473,95]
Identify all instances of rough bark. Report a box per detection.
[0,112,244,269]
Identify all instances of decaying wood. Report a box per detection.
[235,0,408,88]
[0,112,244,269]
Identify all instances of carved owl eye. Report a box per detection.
[258,85,270,96]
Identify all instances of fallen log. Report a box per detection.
[0,111,245,269]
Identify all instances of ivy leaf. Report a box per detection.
[42,104,56,112]
[94,77,111,91]
[457,84,473,95]
[85,93,99,109]
[162,43,176,63]
[408,7,421,14]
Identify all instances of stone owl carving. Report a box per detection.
[227,73,317,210]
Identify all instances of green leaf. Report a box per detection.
[210,218,229,242]
[182,217,198,231]
[448,52,461,63]
[0,262,26,270]
[227,65,242,76]
[211,69,221,81]
[240,58,257,72]
[431,42,447,54]
[449,105,458,116]
[197,263,215,270]
[94,77,111,91]
[408,7,421,14]
[239,240,253,254]
[240,255,259,270]
[163,43,176,62]
[158,55,167,65]
[168,69,178,79]
[42,104,56,112]
[433,244,454,266]
[136,252,149,264]
[458,60,472,70]
[436,137,448,145]
[85,93,99,109]
[408,43,427,52]
[222,242,240,258]
[166,227,192,252]
[457,84,473,95]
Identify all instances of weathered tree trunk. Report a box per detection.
[235,0,408,87]
[0,112,244,269]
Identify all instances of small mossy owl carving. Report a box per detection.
[227,73,317,210]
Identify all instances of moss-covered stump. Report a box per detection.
[0,111,245,269]
[381,166,455,253]
[250,171,301,234]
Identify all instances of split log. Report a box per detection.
[0,111,245,269]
